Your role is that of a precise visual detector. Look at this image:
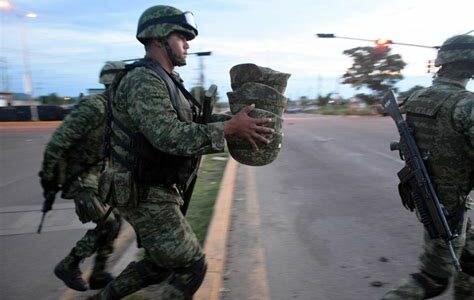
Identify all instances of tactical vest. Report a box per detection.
[404,85,472,199]
[104,59,202,190]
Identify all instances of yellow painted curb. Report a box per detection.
[195,157,239,300]
[0,121,62,127]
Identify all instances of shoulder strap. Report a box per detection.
[131,58,202,111]
[132,59,183,111]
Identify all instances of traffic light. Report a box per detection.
[426,59,438,74]
[375,39,393,47]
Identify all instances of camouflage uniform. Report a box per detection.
[95,62,231,300]
[88,5,229,300]
[382,35,474,300]
[40,62,125,291]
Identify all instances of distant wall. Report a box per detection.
[0,105,67,122]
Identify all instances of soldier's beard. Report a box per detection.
[174,57,187,67]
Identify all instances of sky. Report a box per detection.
[0,0,473,100]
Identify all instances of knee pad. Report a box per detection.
[170,256,207,299]
[411,272,449,299]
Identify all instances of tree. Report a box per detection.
[342,46,406,104]
[38,93,64,105]
[316,93,331,106]
[298,96,311,107]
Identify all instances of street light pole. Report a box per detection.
[316,33,439,49]
[20,18,33,97]
[189,51,212,101]
[0,0,37,97]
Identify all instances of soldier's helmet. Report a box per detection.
[136,5,198,44]
[435,34,474,67]
[99,61,126,85]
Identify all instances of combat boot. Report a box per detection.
[54,248,88,291]
[89,252,114,289]
[89,271,114,290]
[86,283,121,300]
[54,259,88,291]
[382,272,448,300]
[454,271,474,300]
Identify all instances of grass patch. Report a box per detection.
[186,151,229,244]
[316,105,374,115]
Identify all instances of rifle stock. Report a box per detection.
[382,90,462,271]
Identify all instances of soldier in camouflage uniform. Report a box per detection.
[39,61,125,291]
[87,5,274,300]
[382,34,474,300]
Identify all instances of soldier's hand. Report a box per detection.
[224,104,274,151]
[39,171,60,193]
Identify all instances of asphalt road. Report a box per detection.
[0,123,96,300]
[222,114,471,300]
[1,116,471,300]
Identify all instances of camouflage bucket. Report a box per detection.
[230,63,291,94]
[227,132,283,166]
[227,82,287,116]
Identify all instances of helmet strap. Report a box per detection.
[163,39,186,67]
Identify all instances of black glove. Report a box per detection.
[41,190,56,213]
[38,171,60,213]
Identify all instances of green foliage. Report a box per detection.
[38,93,64,105]
[316,93,332,106]
[298,95,311,107]
[342,46,406,100]
[37,93,80,105]
[354,93,377,105]
[186,151,229,244]
[316,104,373,116]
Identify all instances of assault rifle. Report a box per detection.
[381,90,462,271]
[180,84,218,215]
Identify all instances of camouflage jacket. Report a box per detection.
[41,94,107,197]
[102,59,229,207]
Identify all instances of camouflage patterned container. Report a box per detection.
[227,82,287,116]
[230,63,291,94]
[227,132,283,166]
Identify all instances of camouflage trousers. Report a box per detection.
[65,174,121,264]
[382,216,474,300]
[93,185,205,300]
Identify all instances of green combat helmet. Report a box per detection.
[226,63,290,166]
[136,5,198,43]
[99,61,126,85]
[435,34,474,67]
[229,63,291,94]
